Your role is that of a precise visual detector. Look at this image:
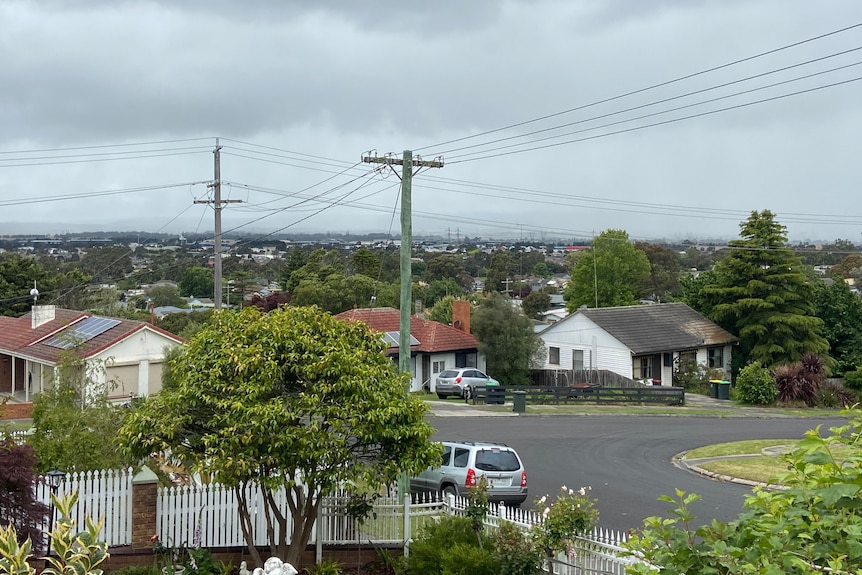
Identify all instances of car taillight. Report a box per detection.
[520,471,527,487]
[455,376,462,383]
[466,468,476,487]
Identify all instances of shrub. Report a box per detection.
[0,438,49,553]
[494,521,543,575]
[407,516,498,575]
[302,559,342,575]
[109,567,152,575]
[844,368,862,391]
[533,486,599,556]
[734,362,776,406]
[814,381,855,409]
[773,355,825,407]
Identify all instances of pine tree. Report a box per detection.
[705,210,829,371]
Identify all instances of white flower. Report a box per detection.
[568,488,574,495]
[579,487,586,496]
[560,485,567,491]
[538,495,547,505]
[543,507,550,516]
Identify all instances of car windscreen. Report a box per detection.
[474,449,521,472]
[438,370,460,378]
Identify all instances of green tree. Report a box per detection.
[471,293,545,385]
[635,242,681,301]
[156,310,214,337]
[0,254,56,316]
[704,210,829,371]
[77,246,132,282]
[146,285,185,308]
[425,255,471,290]
[29,349,132,472]
[521,289,551,320]
[564,230,651,310]
[484,251,514,293]
[178,266,214,298]
[351,247,380,278]
[422,278,465,310]
[812,280,862,375]
[427,295,458,324]
[119,306,440,568]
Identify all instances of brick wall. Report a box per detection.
[0,402,32,420]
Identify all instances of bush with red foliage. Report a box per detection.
[773,353,827,407]
[0,438,49,553]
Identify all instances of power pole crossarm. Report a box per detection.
[361,150,443,384]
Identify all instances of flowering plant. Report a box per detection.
[532,485,599,556]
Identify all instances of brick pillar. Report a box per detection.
[131,466,159,550]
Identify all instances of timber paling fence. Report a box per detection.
[33,469,641,574]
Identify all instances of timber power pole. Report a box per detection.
[195,138,241,309]
[362,150,443,383]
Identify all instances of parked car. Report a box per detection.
[435,368,499,400]
[410,441,528,507]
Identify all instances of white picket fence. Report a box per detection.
[36,469,640,574]
[35,468,133,547]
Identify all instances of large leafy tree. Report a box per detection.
[119,306,439,568]
[564,229,651,310]
[484,250,514,293]
[0,254,57,316]
[635,241,681,301]
[471,292,545,385]
[178,266,214,298]
[704,210,828,371]
[812,280,862,375]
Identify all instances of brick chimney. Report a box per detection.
[451,300,470,334]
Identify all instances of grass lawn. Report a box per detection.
[686,440,800,459]
[697,457,791,484]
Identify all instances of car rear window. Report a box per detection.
[439,370,459,378]
[475,449,521,472]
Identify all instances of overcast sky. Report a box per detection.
[2,0,862,244]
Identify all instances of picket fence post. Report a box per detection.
[402,493,411,558]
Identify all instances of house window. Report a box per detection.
[549,347,560,365]
[455,352,477,368]
[677,351,697,372]
[572,349,584,371]
[433,360,445,373]
[708,347,724,369]
[633,356,654,379]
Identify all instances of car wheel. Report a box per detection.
[441,485,457,500]
[436,393,448,399]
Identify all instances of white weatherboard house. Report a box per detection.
[0,305,184,402]
[538,302,738,385]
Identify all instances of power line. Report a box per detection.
[433,48,862,157]
[0,182,209,207]
[415,22,862,152]
[446,75,862,163]
[0,149,211,168]
[0,137,214,155]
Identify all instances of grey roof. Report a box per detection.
[579,303,738,355]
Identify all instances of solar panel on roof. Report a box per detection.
[43,316,121,349]
[382,331,420,347]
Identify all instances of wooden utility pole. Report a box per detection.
[362,150,443,383]
[195,138,241,309]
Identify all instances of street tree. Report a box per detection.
[421,278,464,310]
[120,306,439,568]
[146,285,186,308]
[471,292,545,385]
[424,255,466,284]
[564,229,651,310]
[351,247,380,278]
[704,210,829,371]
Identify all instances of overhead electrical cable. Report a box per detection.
[415,22,862,152]
[0,137,214,155]
[446,75,862,163]
[0,150,211,168]
[433,49,862,156]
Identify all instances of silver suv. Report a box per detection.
[410,441,528,507]
[435,368,499,400]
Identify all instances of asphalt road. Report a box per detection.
[427,414,846,532]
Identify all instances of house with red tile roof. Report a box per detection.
[335,301,485,393]
[0,305,184,403]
